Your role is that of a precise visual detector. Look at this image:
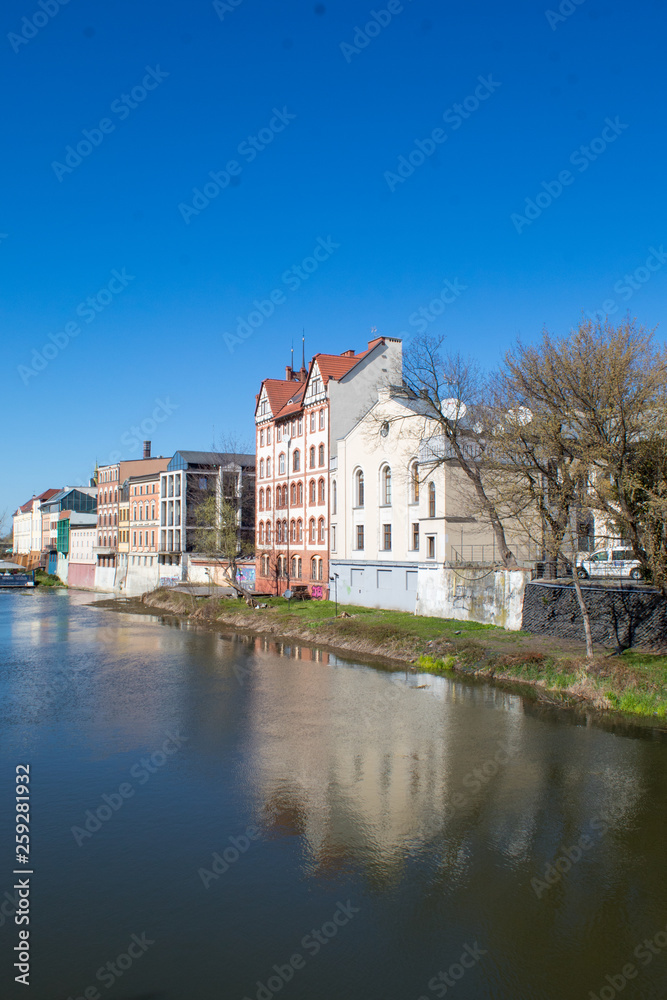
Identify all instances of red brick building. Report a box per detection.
[254,337,402,596]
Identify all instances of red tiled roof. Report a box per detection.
[258,378,302,417]
[313,339,382,383]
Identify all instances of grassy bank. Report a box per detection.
[107,588,667,721]
[35,569,66,587]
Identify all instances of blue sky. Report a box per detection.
[2,0,666,517]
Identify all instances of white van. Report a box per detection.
[576,547,643,580]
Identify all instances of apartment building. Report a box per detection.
[254,337,402,596]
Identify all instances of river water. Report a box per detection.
[1,589,667,1000]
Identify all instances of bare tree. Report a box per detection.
[402,335,518,567]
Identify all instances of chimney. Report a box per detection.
[285,365,293,381]
[143,441,151,459]
[341,349,355,357]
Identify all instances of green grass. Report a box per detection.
[35,569,65,587]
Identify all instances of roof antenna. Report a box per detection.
[291,337,294,373]
[302,330,306,370]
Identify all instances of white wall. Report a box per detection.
[416,566,531,630]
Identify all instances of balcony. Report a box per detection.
[93,545,116,554]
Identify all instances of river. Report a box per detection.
[1,589,667,1000]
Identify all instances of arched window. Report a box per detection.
[113,535,117,547]
[259,488,264,511]
[309,518,316,543]
[114,513,117,526]
[290,519,296,542]
[428,481,436,518]
[411,462,420,503]
[104,490,108,504]
[318,478,325,504]
[293,449,300,472]
[319,408,325,430]
[151,502,155,519]
[114,489,118,503]
[279,453,286,475]
[278,555,286,578]
[318,444,325,466]
[297,482,303,504]
[266,521,272,544]
[260,459,265,478]
[356,469,364,508]
[309,445,315,468]
[262,554,269,576]
[318,517,325,544]
[310,412,316,432]
[290,483,296,505]
[297,518,303,542]
[310,556,317,580]
[382,466,392,505]
[291,556,298,578]
[132,505,136,521]
[309,480,316,504]
[332,480,337,514]
[282,485,288,506]
[276,521,282,544]
[266,458,271,477]
[259,522,265,543]
[282,519,288,541]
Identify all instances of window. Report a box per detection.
[428,481,436,518]
[276,521,283,544]
[309,446,316,468]
[266,522,272,543]
[267,428,271,444]
[290,483,296,505]
[332,480,337,514]
[319,408,325,430]
[318,478,325,504]
[383,524,392,550]
[297,518,303,541]
[277,426,282,442]
[309,480,316,504]
[311,557,317,580]
[356,469,364,507]
[318,518,325,543]
[427,535,436,559]
[309,518,316,543]
[266,458,271,477]
[297,482,303,504]
[278,556,286,578]
[132,504,136,521]
[260,459,265,478]
[133,531,136,546]
[356,525,364,550]
[293,449,300,472]
[331,525,336,552]
[310,412,316,432]
[298,417,303,435]
[259,489,264,511]
[266,488,272,509]
[412,523,420,551]
[411,463,420,503]
[318,444,325,466]
[262,554,269,576]
[282,485,288,506]
[260,429,264,446]
[151,503,155,519]
[279,453,286,475]
[291,519,296,542]
[259,522,265,543]
[382,466,392,505]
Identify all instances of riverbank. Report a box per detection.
[96,588,667,721]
